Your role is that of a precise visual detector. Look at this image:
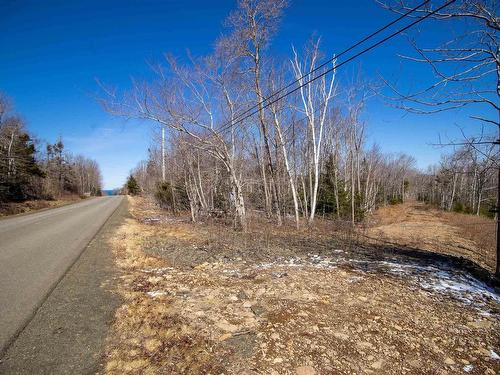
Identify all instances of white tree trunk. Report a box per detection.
[161,126,166,182]
[273,113,300,228]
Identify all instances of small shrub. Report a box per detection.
[389,197,403,205]
[155,181,173,209]
[452,201,465,213]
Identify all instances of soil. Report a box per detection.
[104,197,500,374]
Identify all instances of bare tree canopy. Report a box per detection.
[379,0,499,126]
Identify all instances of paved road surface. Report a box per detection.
[0,196,123,355]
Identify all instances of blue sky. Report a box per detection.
[1,0,495,189]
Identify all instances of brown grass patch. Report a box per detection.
[366,201,496,272]
[439,210,496,268]
[0,195,84,217]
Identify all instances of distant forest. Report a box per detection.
[0,94,102,202]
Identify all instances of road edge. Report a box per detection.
[0,196,97,221]
[0,196,125,360]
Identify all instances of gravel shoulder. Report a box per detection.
[0,197,127,374]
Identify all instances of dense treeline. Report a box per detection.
[129,127,421,225]
[0,95,103,202]
[129,127,496,226]
[105,0,497,230]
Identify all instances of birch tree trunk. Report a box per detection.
[291,39,336,224]
[270,105,300,228]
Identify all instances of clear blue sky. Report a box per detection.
[1,0,494,189]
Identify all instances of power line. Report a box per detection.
[430,141,498,146]
[216,0,457,137]
[219,0,456,135]
[220,0,431,131]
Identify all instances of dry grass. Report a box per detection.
[365,201,496,272]
[105,198,229,374]
[439,210,496,269]
[131,197,359,269]
[0,195,84,217]
[103,196,500,374]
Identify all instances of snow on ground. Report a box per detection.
[252,252,499,316]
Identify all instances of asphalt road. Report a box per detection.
[0,196,124,355]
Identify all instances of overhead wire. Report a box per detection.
[214,0,457,137]
[218,0,432,131]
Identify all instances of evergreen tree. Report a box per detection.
[0,123,44,201]
[126,175,140,195]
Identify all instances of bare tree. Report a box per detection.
[291,38,337,223]
[379,0,499,123]
[100,37,250,230]
[268,67,301,227]
[227,0,288,225]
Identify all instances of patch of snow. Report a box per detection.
[287,257,304,266]
[141,267,174,274]
[347,276,364,283]
[254,253,499,315]
[345,258,499,314]
[147,290,168,298]
[222,269,240,275]
[491,350,500,360]
[418,269,500,307]
[254,255,341,271]
[254,261,277,270]
[463,364,474,373]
